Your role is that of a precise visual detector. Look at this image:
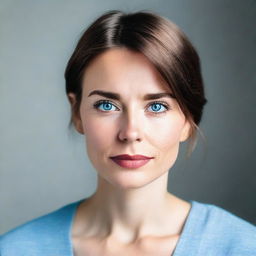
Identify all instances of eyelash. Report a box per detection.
[93,100,170,115]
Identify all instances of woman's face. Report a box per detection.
[69,48,190,189]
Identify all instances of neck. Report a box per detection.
[78,171,186,244]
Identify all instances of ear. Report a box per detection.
[179,120,191,142]
[67,93,84,134]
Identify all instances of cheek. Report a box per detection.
[149,116,185,151]
[82,115,115,154]
[151,118,185,171]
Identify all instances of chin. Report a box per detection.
[101,171,161,190]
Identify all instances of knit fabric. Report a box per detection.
[1,199,256,255]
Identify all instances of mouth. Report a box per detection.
[109,154,154,169]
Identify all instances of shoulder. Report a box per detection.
[191,201,256,254]
[0,199,83,255]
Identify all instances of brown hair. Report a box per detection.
[65,10,207,155]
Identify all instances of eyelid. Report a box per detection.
[146,100,170,114]
[93,99,120,111]
[146,100,169,108]
[148,100,169,106]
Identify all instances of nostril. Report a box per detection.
[117,118,143,142]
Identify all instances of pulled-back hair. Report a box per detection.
[65,10,207,155]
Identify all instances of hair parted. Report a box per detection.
[65,10,207,155]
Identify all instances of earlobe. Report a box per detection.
[72,116,85,135]
[67,93,85,135]
[180,121,191,142]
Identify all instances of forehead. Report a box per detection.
[81,47,171,94]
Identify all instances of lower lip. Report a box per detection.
[110,159,151,169]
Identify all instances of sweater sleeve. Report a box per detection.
[196,203,256,255]
[0,201,80,256]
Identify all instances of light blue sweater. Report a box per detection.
[1,199,256,255]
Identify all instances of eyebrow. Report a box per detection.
[88,90,175,100]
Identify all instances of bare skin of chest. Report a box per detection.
[73,235,179,256]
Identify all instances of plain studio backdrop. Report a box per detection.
[0,0,255,234]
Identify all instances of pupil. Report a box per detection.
[104,103,111,110]
[153,104,160,111]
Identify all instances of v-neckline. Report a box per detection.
[67,199,197,256]
[170,200,196,255]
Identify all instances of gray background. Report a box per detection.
[0,0,255,235]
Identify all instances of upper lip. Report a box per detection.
[110,154,154,160]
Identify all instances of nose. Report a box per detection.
[118,110,143,143]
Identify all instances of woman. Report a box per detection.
[1,10,255,256]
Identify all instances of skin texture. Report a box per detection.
[68,47,192,255]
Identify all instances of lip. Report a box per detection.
[110,154,154,160]
[110,154,154,169]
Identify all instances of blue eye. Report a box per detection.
[148,102,169,114]
[94,100,119,112]
[93,100,169,114]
